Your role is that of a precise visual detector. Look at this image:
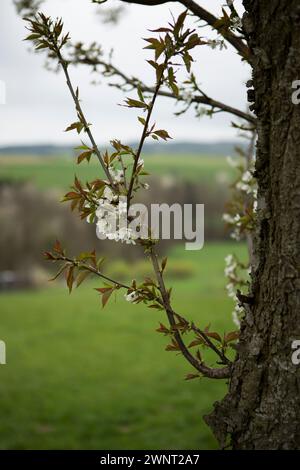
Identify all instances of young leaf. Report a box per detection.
[76,270,91,287]
[224,330,240,343]
[77,150,93,164]
[161,257,168,272]
[124,98,148,109]
[53,239,63,254]
[66,265,75,293]
[95,286,114,308]
[153,130,172,141]
[185,373,200,381]
[65,121,84,134]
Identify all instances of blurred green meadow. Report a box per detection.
[0,243,246,450]
[0,154,233,189]
[0,152,243,449]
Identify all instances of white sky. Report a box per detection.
[0,0,250,146]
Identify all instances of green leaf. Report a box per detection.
[156,323,170,335]
[24,33,41,41]
[76,270,91,287]
[66,266,75,293]
[153,129,172,141]
[49,263,68,281]
[185,373,200,381]
[77,150,93,164]
[53,239,63,254]
[183,51,193,73]
[224,330,240,343]
[161,257,168,272]
[125,98,148,109]
[205,331,222,343]
[65,121,84,134]
[173,10,187,37]
[137,86,145,103]
[101,288,114,308]
[95,286,115,308]
[138,116,146,125]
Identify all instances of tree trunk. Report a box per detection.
[205,0,300,449]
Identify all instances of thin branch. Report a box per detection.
[179,0,251,60]
[69,55,256,125]
[126,59,167,207]
[120,0,252,61]
[149,247,231,379]
[190,322,231,366]
[53,248,231,378]
[54,50,115,187]
[53,254,131,290]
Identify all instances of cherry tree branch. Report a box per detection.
[28,12,233,381]
[126,60,167,207]
[120,0,251,61]
[47,247,231,379]
[149,247,231,379]
[49,253,131,290]
[69,54,255,125]
[179,0,250,60]
[54,48,116,187]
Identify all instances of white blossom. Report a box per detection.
[226,282,236,299]
[125,291,139,303]
[232,304,243,328]
[181,90,193,104]
[109,167,124,184]
[225,254,234,265]
[242,170,252,183]
[94,189,138,244]
[226,155,239,168]
[236,181,252,193]
[222,213,235,224]
[233,214,242,226]
[103,186,118,202]
[118,227,137,245]
[230,229,241,241]
[231,16,242,30]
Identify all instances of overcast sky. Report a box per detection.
[0,0,250,146]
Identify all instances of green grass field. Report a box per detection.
[0,154,232,190]
[0,242,246,450]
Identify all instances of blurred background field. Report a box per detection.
[0,153,233,189]
[0,151,244,449]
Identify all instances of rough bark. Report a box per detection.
[205,0,300,449]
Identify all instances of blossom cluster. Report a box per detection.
[88,160,147,245]
[124,291,139,303]
[224,254,247,327]
[222,155,257,241]
[95,186,137,244]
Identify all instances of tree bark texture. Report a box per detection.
[205,0,300,449]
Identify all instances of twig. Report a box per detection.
[54,254,131,290]
[70,55,256,125]
[126,59,167,207]
[119,0,252,61]
[54,49,115,187]
[149,247,231,379]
